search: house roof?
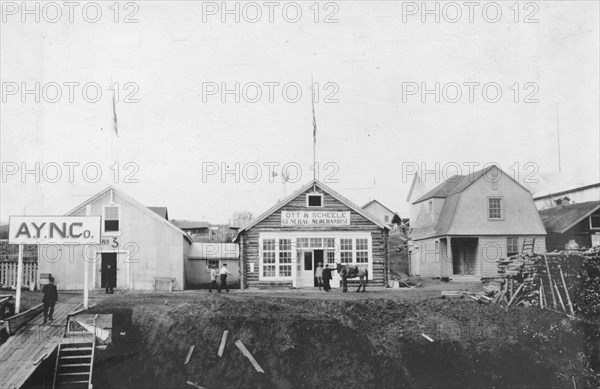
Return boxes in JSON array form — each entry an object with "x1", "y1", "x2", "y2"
[
  {"x1": 528, "y1": 169, "x2": 600, "y2": 200},
  {"x1": 65, "y1": 186, "x2": 192, "y2": 244},
  {"x1": 410, "y1": 165, "x2": 545, "y2": 239},
  {"x1": 148, "y1": 207, "x2": 169, "y2": 220},
  {"x1": 234, "y1": 179, "x2": 389, "y2": 240},
  {"x1": 413, "y1": 165, "x2": 532, "y2": 204},
  {"x1": 173, "y1": 220, "x2": 210, "y2": 230},
  {"x1": 538, "y1": 201, "x2": 600, "y2": 233},
  {"x1": 405, "y1": 173, "x2": 439, "y2": 202},
  {"x1": 362, "y1": 199, "x2": 396, "y2": 215}
]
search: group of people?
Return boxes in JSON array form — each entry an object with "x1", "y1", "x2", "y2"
[
  {"x1": 314, "y1": 262, "x2": 334, "y2": 291},
  {"x1": 208, "y1": 263, "x2": 233, "y2": 293}
]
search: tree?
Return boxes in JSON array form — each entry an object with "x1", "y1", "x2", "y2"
[{"x1": 232, "y1": 211, "x2": 253, "y2": 220}]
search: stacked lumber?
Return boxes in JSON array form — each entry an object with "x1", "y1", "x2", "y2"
[{"x1": 487, "y1": 252, "x2": 600, "y2": 318}]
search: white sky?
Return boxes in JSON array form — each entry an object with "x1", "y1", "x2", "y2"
[{"x1": 1, "y1": 1, "x2": 599, "y2": 223}]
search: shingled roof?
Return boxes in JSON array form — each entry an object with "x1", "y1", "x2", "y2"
[
  {"x1": 539, "y1": 201, "x2": 600, "y2": 233},
  {"x1": 413, "y1": 166, "x2": 495, "y2": 203}
]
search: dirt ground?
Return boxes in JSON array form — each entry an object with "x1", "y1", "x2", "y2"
[{"x1": 54, "y1": 281, "x2": 598, "y2": 389}]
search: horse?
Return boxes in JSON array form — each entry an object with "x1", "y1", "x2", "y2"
[{"x1": 336, "y1": 263, "x2": 368, "y2": 293}]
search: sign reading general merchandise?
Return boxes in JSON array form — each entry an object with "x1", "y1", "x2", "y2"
[
  {"x1": 8, "y1": 216, "x2": 102, "y2": 245},
  {"x1": 281, "y1": 211, "x2": 351, "y2": 226}
]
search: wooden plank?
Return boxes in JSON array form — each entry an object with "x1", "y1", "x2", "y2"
[
  {"x1": 507, "y1": 283, "x2": 524, "y2": 307},
  {"x1": 218, "y1": 330, "x2": 229, "y2": 357},
  {"x1": 186, "y1": 381, "x2": 208, "y2": 389},
  {"x1": 544, "y1": 254, "x2": 557, "y2": 309},
  {"x1": 6, "y1": 303, "x2": 43, "y2": 335},
  {"x1": 558, "y1": 266, "x2": 575, "y2": 316},
  {"x1": 235, "y1": 340, "x2": 265, "y2": 373},
  {"x1": 184, "y1": 345, "x2": 195, "y2": 365},
  {"x1": 553, "y1": 279, "x2": 566, "y2": 312}
]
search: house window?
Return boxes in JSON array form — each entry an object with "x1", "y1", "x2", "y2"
[
  {"x1": 340, "y1": 238, "x2": 353, "y2": 263},
  {"x1": 307, "y1": 193, "x2": 323, "y2": 207},
  {"x1": 384, "y1": 215, "x2": 389, "y2": 222},
  {"x1": 208, "y1": 259, "x2": 219, "y2": 269},
  {"x1": 356, "y1": 238, "x2": 368, "y2": 263},
  {"x1": 488, "y1": 198, "x2": 502, "y2": 219},
  {"x1": 428, "y1": 201, "x2": 433, "y2": 213},
  {"x1": 103, "y1": 205, "x2": 120, "y2": 232},
  {"x1": 590, "y1": 215, "x2": 600, "y2": 230},
  {"x1": 507, "y1": 237, "x2": 519, "y2": 257}
]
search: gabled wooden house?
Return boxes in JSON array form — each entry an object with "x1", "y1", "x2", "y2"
[
  {"x1": 539, "y1": 201, "x2": 600, "y2": 251},
  {"x1": 409, "y1": 165, "x2": 546, "y2": 280},
  {"x1": 362, "y1": 199, "x2": 397, "y2": 227},
  {"x1": 38, "y1": 186, "x2": 192, "y2": 290},
  {"x1": 234, "y1": 180, "x2": 390, "y2": 288}
]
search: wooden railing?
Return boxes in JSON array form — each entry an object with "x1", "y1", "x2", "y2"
[{"x1": 0, "y1": 260, "x2": 38, "y2": 288}]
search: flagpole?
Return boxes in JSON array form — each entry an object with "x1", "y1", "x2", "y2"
[{"x1": 311, "y1": 75, "x2": 317, "y2": 186}]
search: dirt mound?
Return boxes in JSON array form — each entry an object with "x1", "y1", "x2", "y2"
[{"x1": 89, "y1": 295, "x2": 600, "y2": 389}]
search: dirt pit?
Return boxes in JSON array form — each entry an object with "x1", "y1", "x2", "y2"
[{"x1": 88, "y1": 293, "x2": 600, "y2": 389}]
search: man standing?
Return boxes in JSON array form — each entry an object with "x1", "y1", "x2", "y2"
[
  {"x1": 42, "y1": 277, "x2": 58, "y2": 323},
  {"x1": 208, "y1": 264, "x2": 218, "y2": 292},
  {"x1": 322, "y1": 265, "x2": 333, "y2": 292},
  {"x1": 218, "y1": 263, "x2": 232, "y2": 293},
  {"x1": 104, "y1": 261, "x2": 116, "y2": 294},
  {"x1": 315, "y1": 262, "x2": 324, "y2": 291}
]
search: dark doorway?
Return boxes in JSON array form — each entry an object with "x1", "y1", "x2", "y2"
[
  {"x1": 451, "y1": 238, "x2": 478, "y2": 275},
  {"x1": 313, "y1": 250, "x2": 324, "y2": 286},
  {"x1": 101, "y1": 253, "x2": 117, "y2": 289}
]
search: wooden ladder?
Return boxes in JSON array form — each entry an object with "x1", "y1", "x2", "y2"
[
  {"x1": 522, "y1": 237, "x2": 536, "y2": 255},
  {"x1": 52, "y1": 314, "x2": 98, "y2": 389}
]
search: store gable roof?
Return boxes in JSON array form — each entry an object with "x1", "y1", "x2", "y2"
[{"x1": 234, "y1": 180, "x2": 389, "y2": 240}]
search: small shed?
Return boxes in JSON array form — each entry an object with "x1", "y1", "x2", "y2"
[
  {"x1": 539, "y1": 201, "x2": 600, "y2": 251},
  {"x1": 186, "y1": 243, "x2": 240, "y2": 288}
]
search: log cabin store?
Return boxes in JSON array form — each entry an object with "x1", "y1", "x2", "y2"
[{"x1": 234, "y1": 180, "x2": 390, "y2": 289}]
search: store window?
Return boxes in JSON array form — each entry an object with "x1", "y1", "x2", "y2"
[
  {"x1": 356, "y1": 238, "x2": 368, "y2": 263},
  {"x1": 307, "y1": 193, "x2": 323, "y2": 207},
  {"x1": 340, "y1": 238, "x2": 353, "y2": 263},
  {"x1": 261, "y1": 238, "x2": 293, "y2": 278}
]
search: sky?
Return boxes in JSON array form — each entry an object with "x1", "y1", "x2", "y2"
[{"x1": 1, "y1": 0, "x2": 599, "y2": 223}]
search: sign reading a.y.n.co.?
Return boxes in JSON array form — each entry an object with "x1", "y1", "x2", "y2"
[{"x1": 8, "y1": 216, "x2": 102, "y2": 245}]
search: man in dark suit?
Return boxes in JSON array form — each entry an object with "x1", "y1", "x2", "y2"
[
  {"x1": 322, "y1": 265, "x2": 333, "y2": 292},
  {"x1": 42, "y1": 277, "x2": 58, "y2": 323}
]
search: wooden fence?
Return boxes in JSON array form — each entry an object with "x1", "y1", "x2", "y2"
[{"x1": 0, "y1": 260, "x2": 38, "y2": 288}]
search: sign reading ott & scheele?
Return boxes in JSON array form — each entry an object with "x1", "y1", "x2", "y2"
[{"x1": 281, "y1": 211, "x2": 351, "y2": 226}]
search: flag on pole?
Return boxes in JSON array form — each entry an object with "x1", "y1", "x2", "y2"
[{"x1": 112, "y1": 90, "x2": 119, "y2": 137}]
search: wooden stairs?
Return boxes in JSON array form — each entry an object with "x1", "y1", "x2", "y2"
[{"x1": 52, "y1": 315, "x2": 98, "y2": 389}]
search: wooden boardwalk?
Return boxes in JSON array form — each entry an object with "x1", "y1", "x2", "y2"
[{"x1": 0, "y1": 301, "x2": 81, "y2": 389}]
